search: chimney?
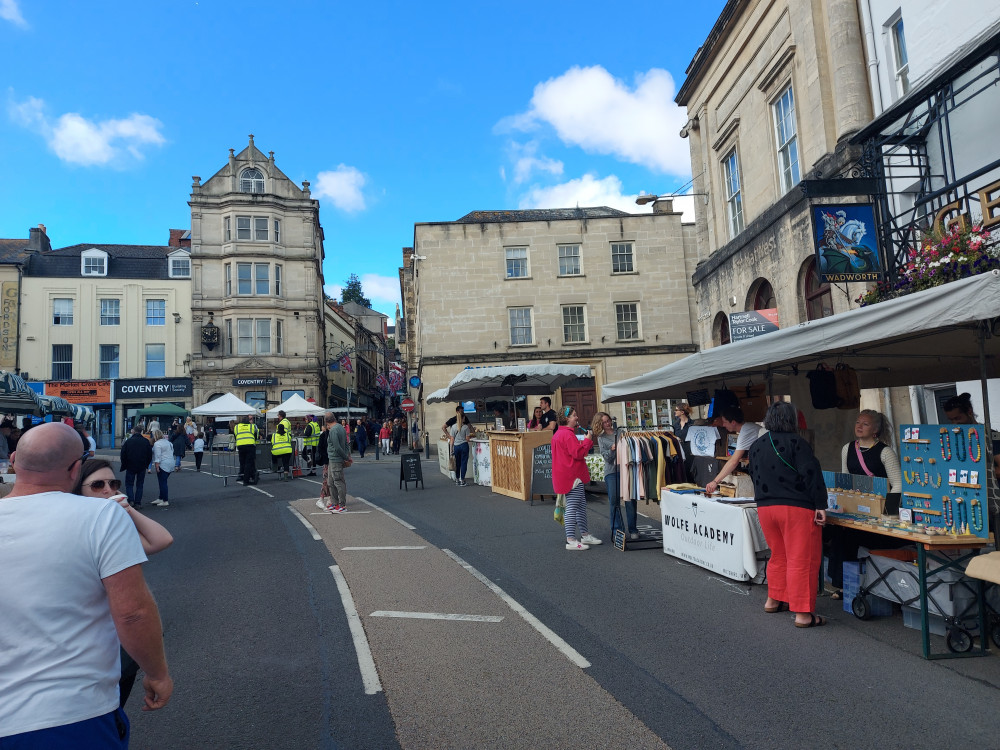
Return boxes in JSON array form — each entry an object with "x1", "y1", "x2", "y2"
[
  {"x1": 651, "y1": 199, "x2": 674, "y2": 214},
  {"x1": 168, "y1": 229, "x2": 185, "y2": 247},
  {"x1": 28, "y1": 225, "x2": 51, "y2": 253}
]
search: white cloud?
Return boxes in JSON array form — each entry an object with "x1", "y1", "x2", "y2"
[
  {"x1": 501, "y1": 66, "x2": 690, "y2": 175},
  {"x1": 508, "y1": 140, "x2": 563, "y2": 184},
  {"x1": 519, "y1": 173, "x2": 696, "y2": 223},
  {"x1": 8, "y1": 95, "x2": 165, "y2": 166},
  {"x1": 0, "y1": 0, "x2": 27, "y2": 27},
  {"x1": 313, "y1": 165, "x2": 367, "y2": 212}
]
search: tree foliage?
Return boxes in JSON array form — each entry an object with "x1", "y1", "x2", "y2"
[{"x1": 341, "y1": 273, "x2": 372, "y2": 308}]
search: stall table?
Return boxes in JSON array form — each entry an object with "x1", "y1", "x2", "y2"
[
  {"x1": 488, "y1": 430, "x2": 551, "y2": 501},
  {"x1": 437, "y1": 438, "x2": 453, "y2": 479},
  {"x1": 660, "y1": 490, "x2": 769, "y2": 582},
  {"x1": 826, "y1": 514, "x2": 994, "y2": 659}
]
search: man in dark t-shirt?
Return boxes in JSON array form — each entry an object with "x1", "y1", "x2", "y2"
[{"x1": 536, "y1": 397, "x2": 558, "y2": 434}]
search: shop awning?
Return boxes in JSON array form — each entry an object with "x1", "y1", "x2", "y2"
[
  {"x1": 427, "y1": 364, "x2": 594, "y2": 403},
  {"x1": 601, "y1": 271, "x2": 1000, "y2": 402},
  {"x1": 0, "y1": 371, "x2": 42, "y2": 416}
]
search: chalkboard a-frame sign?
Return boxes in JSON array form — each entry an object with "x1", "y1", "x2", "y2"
[
  {"x1": 529, "y1": 443, "x2": 554, "y2": 505},
  {"x1": 399, "y1": 453, "x2": 424, "y2": 490}
]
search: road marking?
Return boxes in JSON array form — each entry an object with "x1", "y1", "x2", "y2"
[
  {"x1": 299, "y1": 478, "x2": 323, "y2": 486},
  {"x1": 442, "y1": 549, "x2": 590, "y2": 669},
  {"x1": 308, "y1": 511, "x2": 373, "y2": 516},
  {"x1": 247, "y1": 485, "x2": 274, "y2": 497},
  {"x1": 330, "y1": 565, "x2": 383, "y2": 695},
  {"x1": 355, "y1": 496, "x2": 416, "y2": 530},
  {"x1": 341, "y1": 546, "x2": 427, "y2": 550},
  {"x1": 287, "y1": 505, "x2": 322, "y2": 540},
  {"x1": 370, "y1": 610, "x2": 504, "y2": 622}
]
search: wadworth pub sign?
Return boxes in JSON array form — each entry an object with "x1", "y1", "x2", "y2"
[{"x1": 812, "y1": 204, "x2": 884, "y2": 284}]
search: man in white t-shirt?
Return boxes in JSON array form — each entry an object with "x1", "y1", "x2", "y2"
[
  {"x1": 0, "y1": 422, "x2": 172, "y2": 745},
  {"x1": 705, "y1": 406, "x2": 762, "y2": 495}
]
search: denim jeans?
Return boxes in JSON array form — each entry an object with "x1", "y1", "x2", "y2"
[
  {"x1": 157, "y1": 469, "x2": 170, "y2": 502},
  {"x1": 453, "y1": 442, "x2": 470, "y2": 481},
  {"x1": 124, "y1": 469, "x2": 145, "y2": 506},
  {"x1": 607, "y1": 472, "x2": 637, "y2": 534}
]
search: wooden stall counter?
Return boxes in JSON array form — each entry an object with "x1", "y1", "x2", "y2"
[{"x1": 488, "y1": 430, "x2": 551, "y2": 501}]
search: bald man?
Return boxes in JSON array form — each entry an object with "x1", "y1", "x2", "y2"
[{"x1": 0, "y1": 423, "x2": 172, "y2": 746}]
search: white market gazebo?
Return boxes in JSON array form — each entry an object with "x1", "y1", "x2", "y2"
[
  {"x1": 266, "y1": 393, "x2": 322, "y2": 418},
  {"x1": 191, "y1": 392, "x2": 258, "y2": 419}
]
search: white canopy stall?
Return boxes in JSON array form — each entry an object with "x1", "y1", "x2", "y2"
[
  {"x1": 266, "y1": 393, "x2": 321, "y2": 418},
  {"x1": 191, "y1": 392, "x2": 258, "y2": 419}
]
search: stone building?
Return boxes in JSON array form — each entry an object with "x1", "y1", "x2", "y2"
[
  {"x1": 405, "y1": 205, "x2": 699, "y2": 433},
  {"x1": 676, "y1": 0, "x2": 874, "y2": 347},
  {"x1": 187, "y1": 136, "x2": 327, "y2": 411},
  {"x1": 18, "y1": 226, "x2": 193, "y2": 447}
]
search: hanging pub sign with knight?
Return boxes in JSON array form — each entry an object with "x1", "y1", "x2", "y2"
[{"x1": 812, "y1": 203, "x2": 884, "y2": 284}]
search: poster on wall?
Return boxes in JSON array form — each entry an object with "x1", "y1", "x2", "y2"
[{"x1": 812, "y1": 203, "x2": 884, "y2": 283}]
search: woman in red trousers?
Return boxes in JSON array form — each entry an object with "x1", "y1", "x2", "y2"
[{"x1": 748, "y1": 401, "x2": 829, "y2": 628}]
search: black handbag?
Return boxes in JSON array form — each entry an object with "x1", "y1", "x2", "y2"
[{"x1": 807, "y1": 364, "x2": 839, "y2": 410}]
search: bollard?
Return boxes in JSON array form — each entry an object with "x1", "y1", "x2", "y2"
[
  {"x1": 424, "y1": 432, "x2": 430, "y2": 461},
  {"x1": 374, "y1": 437, "x2": 380, "y2": 461}
]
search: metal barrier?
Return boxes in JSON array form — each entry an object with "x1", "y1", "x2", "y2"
[{"x1": 209, "y1": 435, "x2": 308, "y2": 486}]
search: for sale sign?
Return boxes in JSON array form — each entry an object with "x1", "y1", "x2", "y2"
[{"x1": 728, "y1": 309, "x2": 779, "y2": 342}]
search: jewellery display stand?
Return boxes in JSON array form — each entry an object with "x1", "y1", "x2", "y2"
[{"x1": 899, "y1": 424, "x2": 990, "y2": 540}]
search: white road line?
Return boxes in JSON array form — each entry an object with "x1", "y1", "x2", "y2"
[
  {"x1": 355, "y1": 496, "x2": 416, "y2": 530},
  {"x1": 299, "y1": 478, "x2": 323, "y2": 486},
  {"x1": 370, "y1": 611, "x2": 504, "y2": 622},
  {"x1": 442, "y1": 549, "x2": 591, "y2": 669},
  {"x1": 247, "y1": 485, "x2": 274, "y2": 497},
  {"x1": 308, "y1": 511, "x2": 372, "y2": 516},
  {"x1": 341, "y1": 546, "x2": 427, "y2": 550},
  {"x1": 330, "y1": 565, "x2": 383, "y2": 695},
  {"x1": 287, "y1": 506, "x2": 322, "y2": 540}
]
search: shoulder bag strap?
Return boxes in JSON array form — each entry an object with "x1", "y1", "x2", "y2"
[{"x1": 853, "y1": 441, "x2": 875, "y2": 477}]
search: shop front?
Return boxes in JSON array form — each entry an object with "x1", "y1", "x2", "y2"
[
  {"x1": 45, "y1": 380, "x2": 113, "y2": 448},
  {"x1": 115, "y1": 377, "x2": 193, "y2": 438}
]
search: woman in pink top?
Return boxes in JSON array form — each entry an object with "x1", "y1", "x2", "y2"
[{"x1": 552, "y1": 406, "x2": 601, "y2": 550}]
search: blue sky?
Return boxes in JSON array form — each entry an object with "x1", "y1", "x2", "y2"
[{"x1": 1, "y1": 0, "x2": 725, "y2": 318}]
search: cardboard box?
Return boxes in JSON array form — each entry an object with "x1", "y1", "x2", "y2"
[
  {"x1": 966, "y1": 551, "x2": 1000, "y2": 585},
  {"x1": 831, "y1": 491, "x2": 886, "y2": 516}
]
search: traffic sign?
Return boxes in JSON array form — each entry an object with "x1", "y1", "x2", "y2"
[{"x1": 401, "y1": 397, "x2": 415, "y2": 412}]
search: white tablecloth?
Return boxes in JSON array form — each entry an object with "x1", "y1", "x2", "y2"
[
  {"x1": 472, "y1": 439, "x2": 491, "y2": 486},
  {"x1": 660, "y1": 490, "x2": 769, "y2": 582}
]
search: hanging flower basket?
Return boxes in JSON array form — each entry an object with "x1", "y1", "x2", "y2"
[{"x1": 857, "y1": 224, "x2": 1000, "y2": 306}]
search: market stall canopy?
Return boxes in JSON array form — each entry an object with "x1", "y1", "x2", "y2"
[
  {"x1": 328, "y1": 406, "x2": 368, "y2": 415},
  {"x1": 0, "y1": 371, "x2": 41, "y2": 416},
  {"x1": 602, "y1": 271, "x2": 1000, "y2": 402},
  {"x1": 71, "y1": 403, "x2": 95, "y2": 423},
  {"x1": 190, "y1": 392, "x2": 258, "y2": 417},
  {"x1": 427, "y1": 364, "x2": 594, "y2": 403},
  {"x1": 37, "y1": 394, "x2": 74, "y2": 417},
  {"x1": 266, "y1": 393, "x2": 321, "y2": 418},
  {"x1": 135, "y1": 403, "x2": 189, "y2": 418},
  {"x1": 425, "y1": 388, "x2": 451, "y2": 405}
]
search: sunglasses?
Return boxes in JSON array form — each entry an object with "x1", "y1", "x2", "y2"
[{"x1": 85, "y1": 479, "x2": 122, "y2": 491}]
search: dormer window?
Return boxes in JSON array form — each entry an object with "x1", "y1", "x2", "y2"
[
  {"x1": 81, "y1": 248, "x2": 108, "y2": 277},
  {"x1": 169, "y1": 250, "x2": 191, "y2": 278},
  {"x1": 240, "y1": 168, "x2": 265, "y2": 194}
]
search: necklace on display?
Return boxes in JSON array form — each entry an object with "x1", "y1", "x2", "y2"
[
  {"x1": 904, "y1": 469, "x2": 915, "y2": 485},
  {"x1": 955, "y1": 497, "x2": 969, "y2": 534},
  {"x1": 972, "y1": 499, "x2": 984, "y2": 532},
  {"x1": 942, "y1": 495, "x2": 954, "y2": 529},
  {"x1": 931, "y1": 473, "x2": 943, "y2": 488},
  {"x1": 940, "y1": 428, "x2": 952, "y2": 461},
  {"x1": 969, "y1": 427, "x2": 982, "y2": 462},
  {"x1": 954, "y1": 428, "x2": 966, "y2": 462}
]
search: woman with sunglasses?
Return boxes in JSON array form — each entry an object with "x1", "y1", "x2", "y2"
[{"x1": 76, "y1": 458, "x2": 173, "y2": 708}]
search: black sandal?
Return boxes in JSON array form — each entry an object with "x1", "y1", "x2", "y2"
[{"x1": 795, "y1": 614, "x2": 828, "y2": 628}]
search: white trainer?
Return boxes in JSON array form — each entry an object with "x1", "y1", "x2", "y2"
[
  {"x1": 566, "y1": 539, "x2": 589, "y2": 550},
  {"x1": 315, "y1": 499, "x2": 326, "y2": 510},
  {"x1": 581, "y1": 534, "x2": 603, "y2": 545}
]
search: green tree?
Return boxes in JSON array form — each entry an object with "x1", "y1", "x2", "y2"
[{"x1": 341, "y1": 273, "x2": 372, "y2": 309}]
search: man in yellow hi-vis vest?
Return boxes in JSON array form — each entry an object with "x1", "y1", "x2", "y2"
[
  {"x1": 234, "y1": 415, "x2": 259, "y2": 485},
  {"x1": 302, "y1": 415, "x2": 321, "y2": 476}
]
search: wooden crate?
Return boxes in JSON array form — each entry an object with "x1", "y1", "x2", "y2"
[{"x1": 489, "y1": 430, "x2": 551, "y2": 501}]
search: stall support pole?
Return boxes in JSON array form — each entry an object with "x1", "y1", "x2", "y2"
[
  {"x1": 977, "y1": 323, "x2": 999, "y2": 542},
  {"x1": 424, "y1": 433, "x2": 430, "y2": 461}
]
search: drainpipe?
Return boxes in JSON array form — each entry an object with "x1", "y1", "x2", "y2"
[
  {"x1": 862, "y1": 0, "x2": 886, "y2": 114},
  {"x1": 14, "y1": 263, "x2": 23, "y2": 375}
]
